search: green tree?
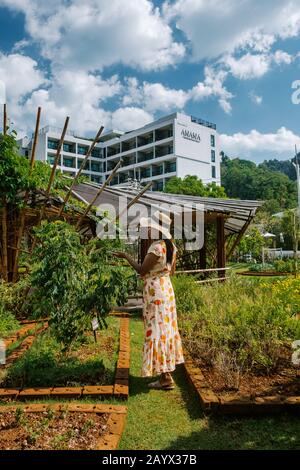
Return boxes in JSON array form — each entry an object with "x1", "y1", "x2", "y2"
[
  {"x1": 236, "y1": 226, "x2": 265, "y2": 260},
  {"x1": 221, "y1": 157, "x2": 297, "y2": 213},
  {"x1": 30, "y1": 221, "x2": 129, "y2": 351},
  {"x1": 164, "y1": 175, "x2": 227, "y2": 198}
]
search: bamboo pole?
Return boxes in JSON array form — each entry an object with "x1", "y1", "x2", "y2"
[
  {"x1": 75, "y1": 160, "x2": 122, "y2": 230},
  {"x1": 46, "y1": 116, "x2": 70, "y2": 194},
  {"x1": 3, "y1": 103, "x2": 7, "y2": 135},
  {"x1": 98, "y1": 182, "x2": 152, "y2": 239},
  {"x1": 29, "y1": 106, "x2": 41, "y2": 170},
  {"x1": 1, "y1": 199, "x2": 8, "y2": 281},
  {"x1": 114, "y1": 182, "x2": 152, "y2": 223},
  {"x1": 12, "y1": 107, "x2": 42, "y2": 282},
  {"x1": 58, "y1": 125, "x2": 104, "y2": 217},
  {"x1": 29, "y1": 117, "x2": 70, "y2": 254}
]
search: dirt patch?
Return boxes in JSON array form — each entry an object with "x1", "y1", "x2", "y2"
[
  {"x1": 0, "y1": 409, "x2": 109, "y2": 450},
  {"x1": 197, "y1": 354, "x2": 300, "y2": 399}
]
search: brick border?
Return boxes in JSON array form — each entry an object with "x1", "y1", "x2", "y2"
[
  {"x1": 0, "y1": 315, "x2": 130, "y2": 401},
  {"x1": 184, "y1": 350, "x2": 300, "y2": 415},
  {"x1": 2, "y1": 323, "x2": 49, "y2": 368},
  {"x1": 0, "y1": 403, "x2": 127, "y2": 450},
  {"x1": 3, "y1": 321, "x2": 46, "y2": 349}
]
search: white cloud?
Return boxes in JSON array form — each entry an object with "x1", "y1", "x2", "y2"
[
  {"x1": 111, "y1": 107, "x2": 153, "y2": 131},
  {"x1": 273, "y1": 50, "x2": 293, "y2": 65},
  {"x1": 163, "y1": 0, "x2": 300, "y2": 60},
  {"x1": 221, "y1": 127, "x2": 300, "y2": 160},
  {"x1": 123, "y1": 78, "x2": 189, "y2": 112},
  {"x1": 190, "y1": 66, "x2": 234, "y2": 114},
  {"x1": 0, "y1": 0, "x2": 185, "y2": 71},
  {"x1": 0, "y1": 53, "x2": 47, "y2": 101},
  {"x1": 222, "y1": 53, "x2": 270, "y2": 80},
  {"x1": 249, "y1": 91, "x2": 263, "y2": 105}
]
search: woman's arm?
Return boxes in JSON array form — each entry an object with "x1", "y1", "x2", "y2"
[
  {"x1": 170, "y1": 252, "x2": 177, "y2": 276},
  {"x1": 112, "y1": 251, "x2": 159, "y2": 276}
]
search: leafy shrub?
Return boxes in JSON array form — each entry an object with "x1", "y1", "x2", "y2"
[
  {"x1": 173, "y1": 275, "x2": 300, "y2": 385},
  {"x1": 273, "y1": 259, "x2": 295, "y2": 273},
  {"x1": 267, "y1": 277, "x2": 300, "y2": 316},
  {"x1": 248, "y1": 263, "x2": 273, "y2": 272},
  {"x1": 30, "y1": 221, "x2": 129, "y2": 351},
  {"x1": 0, "y1": 280, "x2": 29, "y2": 336}
]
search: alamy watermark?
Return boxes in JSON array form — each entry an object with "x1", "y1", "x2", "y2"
[
  {"x1": 291, "y1": 80, "x2": 300, "y2": 104},
  {"x1": 96, "y1": 198, "x2": 205, "y2": 251}
]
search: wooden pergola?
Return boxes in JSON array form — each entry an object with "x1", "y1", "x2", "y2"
[{"x1": 71, "y1": 181, "x2": 263, "y2": 278}]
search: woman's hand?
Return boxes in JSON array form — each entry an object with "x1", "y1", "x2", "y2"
[{"x1": 111, "y1": 251, "x2": 128, "y2": 259}]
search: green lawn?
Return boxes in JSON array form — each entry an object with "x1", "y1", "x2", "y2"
[
  {"x1": 119, "y1": 316, "x2": 300, "y2": 450},
  {"x1": 1, "y1": 314, "x2": 299, "y2": 450}
]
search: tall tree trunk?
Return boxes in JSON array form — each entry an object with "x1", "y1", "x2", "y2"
[{"x1": 1, "y1": 199, "x2": 8, "y2": 281}]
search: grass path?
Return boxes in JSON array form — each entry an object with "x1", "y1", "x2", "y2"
[{"x1": 119, "y1": 316, "x2": 300, "y2": 450}]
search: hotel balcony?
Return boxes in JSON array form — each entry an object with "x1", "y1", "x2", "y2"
[
  {"x1": 107, "y1": 143, "x2": 121, "y2": 157},
  {"x1": 63, "y1": 156, "x2": 76, "y2": 168},
  {"x1": 122, "y1": 153, "x2": 136, "y2": 168},
  {"x1": 137, "y1": 131, "x2": 153, "y2": 148},
  {"x1": 77, "y1": 159, "x2": 90, "y2": 171},
  {"x1": 155, "y1": 144, "x2": 173, "y2": 158},
  {"x1": 137, "y1": 149, "x2": 154, "y2": 163},
  {"x1": 164, "y1": 161, "x2": 176, "y2": 174},
  {"x1": 155, "y1": 125, "x2": 173, "y2": 142},
  {"x1": 152, "y1": 164, "x2": 163, "y2": 177},
  {"x1": 122, "y1": 138, "x2": 136, "y2": 152},
  {"x1": 77, "y1": 144, "x2": 89, "y2": 156}
]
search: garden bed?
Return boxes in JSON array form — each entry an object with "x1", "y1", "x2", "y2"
[
  {"x1": 0, "y1": 403, "x2": 127, "y2": 450},
  {"x1": 0, "y1": 316, "x2": 130, "y2": 401},
  {"x1": 184, "y1": 351, "x2": 300, "y2": 415}
]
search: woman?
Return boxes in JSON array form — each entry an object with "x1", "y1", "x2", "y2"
[{"x1": 113, "y1": 211, "x2": 184, "y2": 390}]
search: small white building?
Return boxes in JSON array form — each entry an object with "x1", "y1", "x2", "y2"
[{"x1": 19, "y1": 112, "x2": 221, "y2": 190}]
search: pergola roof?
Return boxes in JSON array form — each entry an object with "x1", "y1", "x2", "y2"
[{"x1": 72, "y1": 181, "x2": 263, "y2": 236}]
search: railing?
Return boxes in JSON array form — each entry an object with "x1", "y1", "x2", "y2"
[{"x1": 175, "y1": 267, "x2": 231, "y2": 283}]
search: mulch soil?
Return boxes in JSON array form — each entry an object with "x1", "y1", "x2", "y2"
[
  {"x1": 193, "y1": 348, "x2": 300, "y2": 399},
  {"x1": 0, "y1": 409, "x2": 109, "y2": 450}
]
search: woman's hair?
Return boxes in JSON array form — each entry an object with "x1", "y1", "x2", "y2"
[{"x1": 164, "y1": 239, "x2": 174, "y2": 265}]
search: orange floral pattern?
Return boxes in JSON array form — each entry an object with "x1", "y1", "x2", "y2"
[{"x1": 141, "y1": 241, "x2": 184, "y2": 377}]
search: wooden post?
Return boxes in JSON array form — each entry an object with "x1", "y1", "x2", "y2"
[
  {"x1": 199, "y1": 228, "x2": 206, "y2": 271},
  {"x1": 217, "y1": 216, "x2": 226, "y2": 280},
  {"x1": 3, "y1": 103, "x2": 7, "y2": 135},
  {"x1": 58, "y1": 125, "x2": 104, "y2": 217},
  {"x1": 75, "y1": 159, "x2": 122, "y2": 230},
  {"x1": 46, "y1": 116, "x2": 70, "y2": 194},
  {"x1": 12, "y1": 107, "x2": 41, "y2": 282},
  {"x1": 1, "y1": 199, "x2": 8, "y2": 281}
]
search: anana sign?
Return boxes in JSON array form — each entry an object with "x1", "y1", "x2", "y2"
[{"x1": 181, "y1": 129, "x2": 201, "y2": 143}]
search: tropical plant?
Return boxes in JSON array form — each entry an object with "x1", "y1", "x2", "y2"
[
  {"x1": 173, "y1": 275, "x2": 300, "y2": 385},
  {"x1": 164, "y1": 175, "x2": 227, "y2": 198},
  {"x1": 30, "y1": 221, "x2": 130, "y2": 351}
]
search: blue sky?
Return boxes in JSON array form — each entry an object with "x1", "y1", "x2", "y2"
[{"x1": 0, "y1": 0, "x2": 300, "y2": 163}]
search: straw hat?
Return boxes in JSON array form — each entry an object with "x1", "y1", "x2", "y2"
[{"x1": 139, "y1": 210, "x2": 172, "y2": 239}]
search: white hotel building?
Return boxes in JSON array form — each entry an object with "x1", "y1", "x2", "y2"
[{"x1": 19, "y1": 112, "x2": 221, "y2": 190}]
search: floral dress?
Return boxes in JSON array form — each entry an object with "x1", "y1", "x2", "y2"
[{"x1": 141, "y1": 240, "x2": 184, "y2": 377}]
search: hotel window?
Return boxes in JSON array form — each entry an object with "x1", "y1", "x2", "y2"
[
  {"x1": 212, "y1": 165, "x2": 216, "y2": 179},
  {"x1": 91, "y1": 147, "x2": 102, "y2": 158},
  {"x1": 47, "y1": 153, "x2": 57, "y2": 165},
  {"x1": 63, "y1": 157, "x2": 75, "y2": 168},
  {"x1": 63, "y1": 142, "x2": 75, "y2": 153},
  {"x1": 210, "y1": 135, "x2": 215, "y2": 147},
  {"x1": 91, "y1": 175, "x2": 102, "y2": 184},
  {"x1": 48, "y1": 139, "x2": 58, "y2": 150},
  {"x1": 91, "y1": 162, "x2": 101, "y2": 172},
  {"x1": 211, "y1": 150, "x2": 215, "y2": 162},
  {"x1": 78, "y1": 145, "x2": 88, "y2": 155},
  {"x1": 77, "y1": 159, "x2": 90, "y2": 170}
]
